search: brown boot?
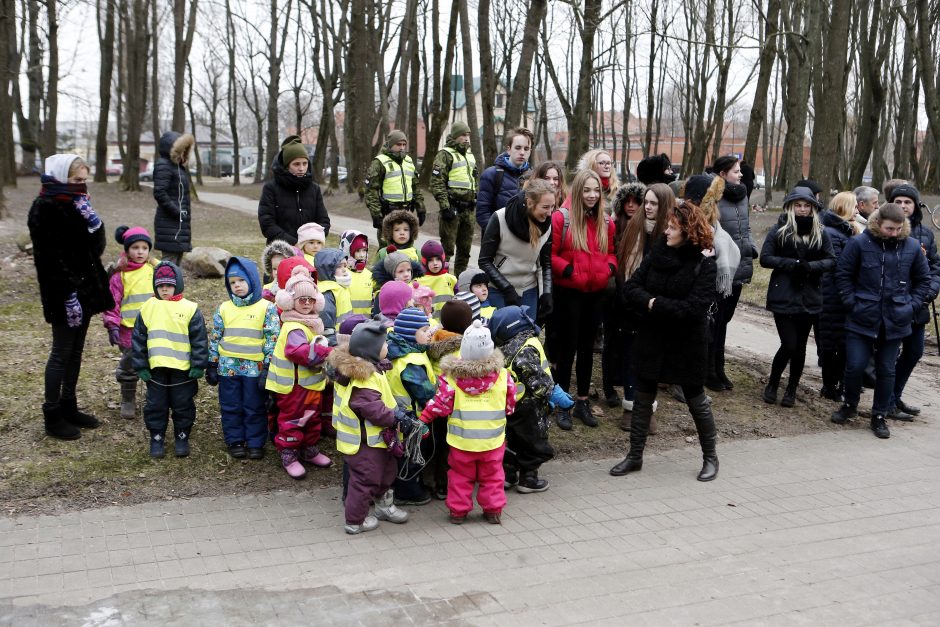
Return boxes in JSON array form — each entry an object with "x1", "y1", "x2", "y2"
[
  {"x1": 649, "y1": 413, "x2": 659, "y2": 435},
  {"x1": 619, "y1": 409, "x2": 632, "y2": 432}
]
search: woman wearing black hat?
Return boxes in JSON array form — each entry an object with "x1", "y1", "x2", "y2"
[{"x1": 257, "y1": 135, "x2": 331, "y2": 245}]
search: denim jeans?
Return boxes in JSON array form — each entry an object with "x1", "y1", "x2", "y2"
[
  {"x1": 892, "y1": 323, "x2": 925, "y2": 407},
  {"x1": 843, "y1": 330, "x2": 902, "y2": 415},
  {"x1": 487, "y1": 286, "x2": 538, "y2": 314}
]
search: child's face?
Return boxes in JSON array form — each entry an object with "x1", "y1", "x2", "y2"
[
  {"x1": 392, "y1": 223, "x2": 410, "y2": 245},
  {"x1": 394, "y1": 261, "x2": 412, "y2": 282},
  {"x1": 353, "y1": 248, "x2": 368, "y2": 263},
  {"x1": 295, "y1": 296, "x2": 316, "y2": 315},
  {"x1": 270, "y1": 254, "x2": 286, "y2": 275},
  {"x1": 415, "y1": 326, "x2": 432, "y2": 345},
  {"x1": 156, "y1": 285, "x2": 175, "y2": 299},
  {"x1": 303, "y1": 240, "x2": 323, "y2": 255},
  {"x1": 127, "y1": 241, "x2": 150, "y2": 264},
  {"x1": 471, "y1": 283, "x2": 489, "y2": 302},
  {"x1": 427, "y1": 257, "x2": 443, "y2": 274},
  {"x1": 335, "y1": 259, "x2": 350, "y2": 279},
  {"x1": 228, "y1": 276, "x2": 250, "y2": 297}
]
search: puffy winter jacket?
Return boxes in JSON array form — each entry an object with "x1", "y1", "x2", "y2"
[
  {"x1": 479, "y1": 192, "x2": 552, "y2": 297},
  {"x1": 152, "y1": 132, "x2": 193, "y2": 253},
  {"x1": 818, "y1": 210, "x2": 858, "y2": 350},
  {"x1": 257, "y1": 149, "x2": 330, "y2": 245},
  {"x1": 759, "y1": 215, "x2": 835, "y2": 315},
  {"x1": 475, "y1": 153, "x2": 529, "y2": 230},
  {"x1": 908, "y1": 205, "x2": 940, "y2": 325},
  {"x1": 550, "y1": 208, "x2": 616, "y2": 293},
  {"x1": 717, "y1": 183, "x2": 756, "y2": 284}
]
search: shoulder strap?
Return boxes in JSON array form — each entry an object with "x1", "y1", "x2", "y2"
[
  {"x1": 493, "y1": 168, "x2": 505, "y2": 195},
  {"x1": 560, "y1": 207, "x2": 570, "y2": 245}
]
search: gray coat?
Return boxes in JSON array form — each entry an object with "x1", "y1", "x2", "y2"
[{"x1": 717, "y1": 184, "x2": 756, "y2": 285}]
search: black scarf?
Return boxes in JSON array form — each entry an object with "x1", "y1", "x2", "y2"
[{"x1": 723, "y1": 183, "x2": 748, "y2": 203}]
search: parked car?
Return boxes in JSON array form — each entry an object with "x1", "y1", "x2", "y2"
[
  {"x1": 139, "y1": 165, "x2": 154, "y2": 182},
  {"x1": 323, "y1": 166, "x2": 348, "y2": 182},
  {"x1": 753, "y1": 174, "x2": 765, "y2": 189},
  {"x1": 106, "y1": 162, "x2": 123, "y2": 176},
  {"x1": 240, "y1": 163, "x2": 260, "y2": 179}
]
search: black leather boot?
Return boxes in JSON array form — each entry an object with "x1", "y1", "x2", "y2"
[
  {"x1": 60, "y1": 397, "x2": 100, "y2": 429},
  {"x1": 688, "y1": 393, "x2": 718, "y2": 482},
  {"x1": 610, "y1": 391, "x2": 655, "y2": 476},
  {"x1": 43, "y1": 404, "x2": 81, "y2": 440},
  {"x1": 780, "y1": 383, "x2": 797, "y2": 408}
]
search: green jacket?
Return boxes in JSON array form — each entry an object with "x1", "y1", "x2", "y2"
[
  {"x1": 430, "y1": 140, "x2": 478, "y2": 210},
  {"x1": 364, "y1": 148, "x2": 425, "y2": 219}
]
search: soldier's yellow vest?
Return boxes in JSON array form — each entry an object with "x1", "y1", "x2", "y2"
[
  {"x1": 388, "y1": 351, "x2": 436, "y2": 411},
  {"x1": 446, "y1": 368, "x2": 509, "y2": 452},
  {"x1": 509, "y1": 336, "x2": 552, "y2": 401},
  {"x1": 119, "y1": 264, "x2": 154, "y2": 328},
  {"x1": 416, "y1": 273, "x2": 457, "y2": 317},
  {"x1": 218, "y1": 300, "x2": 269, "y2": 362},
  {"x1": 443, "y1": 147, "x2": 477, "y2": 191},
  {"x1": 480, "y1": 305, "x2": 496, "y2": 319},
  {"x1": 333, "y1": 371, "x2": 398, "y2": 455},
  {"x1": 376, "y1": 153, "x2": 416, "y2": 203},
  {"x1": 266, "y1": 321, "x2": 326, "y2": 393},
  {"x1": 318, "y1": 280, "x2": 353, "y2": 328},
  {"x1": 139, "y1": 297, "x2": 198, "y2": 370},
  {"x1": 348, "y1": 269, "x2": 374, "y2": 315}
]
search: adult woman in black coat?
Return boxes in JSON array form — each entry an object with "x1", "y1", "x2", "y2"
[
  {"x1": 28, "y1": 155, "x2": 114, "y2": 440},
  {"x1": 257, "y1": 135, "x2": 331, "y2": 245},
  {"x1": 152, "y1": 131, "x2": 194, "y2": 266},
  {"x1": 610, "y1": 201, "x2": 719, "y2": 482},
  {"x1": 759, "y1": 186, "x2": 836, "y2": 407}
]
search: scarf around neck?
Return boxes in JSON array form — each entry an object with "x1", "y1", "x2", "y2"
[{"x1": 712, "y1": 222, "x2": 741, "y2": 298}]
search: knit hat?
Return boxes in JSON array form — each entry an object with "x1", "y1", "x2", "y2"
[
  {"x1": 275, "y1": 266, "x2": 324, "y2": 312},
  {"x1": 339, "y1": 313, "x2": 369, "y2": 336},
  {"x1": 795, "y1": 179, "x2": 822, "y2": 198},
  {"x1": 394, "y1": 307, "x2": 430, "y2": 343},
  {"x1": 226, "y1": 261, "x2": 250, "y2": 284},
  {"x1": 448, "y1": 122, "x2": 471, "y2": 142},
  {"x1": 297, "y1": 222, "x2": 326, "y2": 246},
  {"x1": 153, "y1": 263, "x2": 178, "y2": 288},
  {"x1": 889, "y1": 184, "x2": 920, "y2": 207},
  {"x1": 379, "y1": 280, "x2": 414, "y2": 318},
  {"x1": 460, "y1": 319, "x2": 494, "y2": 360},
  {"x1": 115, "y1": 225, "x2": 152, "y2": 251},
  {"x1": 349, "y1": 320, "x2": 388, "y2": 362},
  {"x1": 383, "y1": 249, "x2": 411, "y2": 277},
  {"x1": 456, "y1": 268, "x2": 488, "y2": 293},
  {"x1": 276, "y1": 256, "x2": 316, "y2": 289},
  {"x1": 385, "y1": 130, "x2": 407, "y2": 149},
  {"x1": 440, "y1": 299, "x2": 473, "y2": 333},
  {"x1": 261, "y1": 239, "x2": 296, "y2": 278},
  {"x1": 683, "y1": 175, "x2": 714, "y2": 205},
  {"x1": 454, "y1": 291, "x2": 482, "y2": 320},
  {"x1": 340, "y1": 229, "x2": 369, "y2": 261},
  {"x1": 488, "y1": 305, "x2": 538, "y2": 345},
  {"x1": 280, "y1": 135, "x2": 308, "y2": 166}
]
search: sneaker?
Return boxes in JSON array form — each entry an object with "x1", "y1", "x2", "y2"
[
  {"x1": 449, "y1": 512, "x2": 466, "y2": 525},
  {"x1": 300, "y1": 447, "x2": 333, "y2": 467},
  {"x1": 394, "y1": 491, "x2": 432, "y2": 506},
  {"x1": 228, "y1": 442, "x2": 247, "y2": 459},
  {"x1": 247, "y1": 447, "x2": 264, "y2": 460},
  {"x1": 895, "y1": 399, "x2": 921, "y2": 416},
  {"x1": 484, "y1": 511, "x2": 502, "y2": 524},
  {"x1": 887, "y1": 406, "x2": 915, "y2": 422},
  {"x1": 556, "y1": 407, "x2": 573, "y2": 431},
  {"x1": 573, "y1": 399, "x2": 597, "y2": 427},
  {"x1": 830, "y1": 403, "x2": 857, "y2": 425},
  {"x1": 375, "y1": 501, "x2": 409, "y2": 524},
  {"x1": 504, "y1": 467, "x2": 519, "y2": 489},
  {"x1": 604, "y1": 390, "x2": 621, "y2": 408},
  {"x1": 280, "y1": 449, "x2": 306, "y2": 479},
  {"x1": 344, "y1": 515, "x2": 379, "y2": 535},
  {"x1": 870, "y1": 414, "x2": 890, "y2": 439},
  {"x1": 516, "y1": 473, "x2": 549, "y2": 493}
]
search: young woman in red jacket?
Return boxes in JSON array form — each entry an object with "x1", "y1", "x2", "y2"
[{"x1": 548, "y1": 169, "x2": 617, "y2": 430}]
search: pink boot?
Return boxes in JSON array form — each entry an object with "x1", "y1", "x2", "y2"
[
  {"x1": 280, "y1": 449, "x2": 306, "y2": 479},
  {"x1": 301, "y1": 447, "x2": 333, "y2": 468}
]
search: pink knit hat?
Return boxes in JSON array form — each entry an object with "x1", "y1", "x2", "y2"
[
  {"x1": 378, "y1": 280, "x2": 414, "y2": 320},
  {"x1": 296, "y1": 222, "x2": 326, "y2": 246},
  {"x1": 114, "y1": 225, "x2": 152, "y2": 251},
  {"x1": 276, "y1": 266, "x2": 324, "y2": 312}
]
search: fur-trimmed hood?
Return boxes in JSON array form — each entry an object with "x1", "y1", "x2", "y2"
[
  {"x1": 867, "y1": 209, "x2": 912, "y2": 240},
  {"x1": 327, "y1": 344, "x2": 379, "y2": 383},
  {"x1": 439, "y1": 349, "x2": 504, "y2": 381},
  {"x1": 261, "y1": 240, "x2": 296, "y2": 279},
  {"x1": 427, "y1": 332, "x2": 462, "y2": 361},
  {"x1": 159, "y1": 131, "x2": 194, "y2": 165},
  {"x1": 611, "y1": 182, "x2": 646, "y2": 218},
  {"x1": 382, "y1": 209, "x2": 419, "y2": 246}
]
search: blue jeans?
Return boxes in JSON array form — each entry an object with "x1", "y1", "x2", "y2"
[
  {"x1": 892, "y1": 324, "x2": 925, "y2": 407},
  {"x1": 843, "y1": 330, "x2": 902, "y2": 415},
  {"x1": 487, "y1": 286, "x2": 538, "y2": 315}
]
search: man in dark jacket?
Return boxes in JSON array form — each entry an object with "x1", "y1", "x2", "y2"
[
  {"x1": 365, "y1": 131, "x2": 425, "y2": 244},
  {"x1": 431, "y1": 122, "x2": 478, "y2": 276},
  {"x1": 475, "y1": 127, "x2": 533, "y2": 230},
  {"x1": 257, "y1": 135, "x2": 330, "y2": 245},
  {"x1": 831, "y1": 203, "x2": 931, "y2": 438},
  {"x1": 152, "y1": 131, "x2": 194, "y2": 266}
]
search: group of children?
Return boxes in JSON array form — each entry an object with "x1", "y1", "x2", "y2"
[{"x1": 103, "y1": 210, "x2": 572, "y2": 533}]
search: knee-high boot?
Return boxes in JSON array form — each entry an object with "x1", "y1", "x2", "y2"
[
  {"x1": 687, "y1": 393, "x2": 718, "y2": 481},
  {"x1": 610, "y1": 390, "x2": 656, "y2": 476}
]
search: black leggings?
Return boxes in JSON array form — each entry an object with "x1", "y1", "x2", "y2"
[
  {"x1": 43, "y1": 319, "x2": 91, "y2": 409},
  {"x1": 769, "y1": 312, "x2": 816, "y2": 386},
  {"x1": 550, "y1": 286, "x2": 602, "y2": 397},
  {"x1": 709, "y1": 283, "x2": 742, "y2": 374}
]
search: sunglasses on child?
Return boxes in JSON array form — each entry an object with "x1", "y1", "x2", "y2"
[{"x1": 297, "y1": 296, "x2": 317, "y2": 304}]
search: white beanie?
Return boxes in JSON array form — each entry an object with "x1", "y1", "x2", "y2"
[{"x1": 460, "y1": 319, "x2": 494, "y2": 360}]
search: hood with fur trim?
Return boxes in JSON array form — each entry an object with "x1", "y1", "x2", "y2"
[
  {"x1": 225, "y1": 256, "x2": 263, "y2": 305},
  {"x1": 382, "y1": 209, "x2": 419, "y2": 246},
  {"x1": 866, "y1": 209, "x2": 912, "y2": 241},
  {"x1": 261, "y1": 240, "x2": 296, "y2": 279},
  {"x1": 158, "y1": 131, "x2": 194, "y2": 165},
  {"x1": 314, "y1": 248, "x2": 345, "y2": 281},
  {"x1": 439, "y1": 349, "x2": 504, "y2": 381},
  {"x1": 427, "y1": 331, "x2": 462, "y2": 361},
  {"x1": 611, "y1": 182, "x2": 646, "y2": 218},
  {"x1": 327, "y1": 344, "x2": 379, "y2": 384}
]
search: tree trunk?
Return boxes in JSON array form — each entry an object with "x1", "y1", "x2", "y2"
[
  {"x1": 743, "y1": 0, "x2": 780, "y2": 166},
  {"x1": 21, "y1": 0, "x2": 42, "y2": 172},
  {"x1": 120, "y1": 0, "x2": 150, "y2": 192},
  {"x1": 643, "y1": 0, "x2": 658, "y2": 157},
  {"x1": 458, "y1": 0, "x2": 482, "y2": 161},
  {"x1": 171, "y1": 0, "x2": 198, "y2": 130},
  {"x1": 224, "y1": 0, "x2": 239, "y2": 185},
  {"x1": 503, "y1": 0, "x2": 546, "y2": 130},
  {"x1": 265, "y1": 0, "x2": 293, "y2": 183},
  {"x1": 564, "y1": 0, "x2": 601, "y2": 173},
  {"x1": 419, "y1": 0, "x2": 458, "y2": 185},
  {"x1": 393, "y1": 0, "x2": 417, "y2": 130},
  {"x1": 478, "y1": 0, "x2": 497, "y2": 165},
  {"x1": 893, "y1": 5, "x2": 915, "y2": 180},
  {"x1": 910, "y1": 0, "x2": 940, "y2": 187},
  {"x1": 42, "y1": 0, "x2": 57, "y2": 157},
  {"x1": 186, "y1": 59, "x2": 202, "y2": 188},
  {"x1": 778, "y1": 0, "x2": 818, "y2": 190},
  {"x1": 150, "y1": 1, "x2": 160, "y2": 146},
  {"x1": 344, "y1": 0, "x2": 379, "y2": 190},
  {"x1": 95, "y1": 0, "x2": 115, "y2": 183},
  {"x1": 0, "y1": 0, "x2": 13, "y2": 197}
]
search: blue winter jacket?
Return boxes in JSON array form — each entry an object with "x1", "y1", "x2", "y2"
[
  {"x1": 907, "y1": 205, "x2": 940, "y2": 325},
  {"x1": 818, "y1": 210, "x2": 858, "y2": 351},
  {"x1": 475, "y1": 153, "x2": 530, "y2": 230}
]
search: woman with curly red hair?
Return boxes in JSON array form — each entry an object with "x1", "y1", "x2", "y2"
[{"x1": 611, "y1": 179, "x2": 720, "y2": 482}]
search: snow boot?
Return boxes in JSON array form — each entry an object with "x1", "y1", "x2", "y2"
[
  {"x1": 375, "y1": 489, "x2": 409, "y2": 523},
  {"x1": 43, "y1": 404, "x2": 81, "y2": 440},
  {"x1": 119, "y1": 382, "x2": 137, "y2": 420},
  {"x1": 174, "y1": 428, "x2": 191, "y2": 457},
  {"x1": 60, "y1": 397, "x2": 99, "y2": 429},
  {"x1": 344, "y1": 515, "x2": 379, "y2": 535},
  {"x1": 149, "y1": 430, "x2": 166, "y2": 458},
  {"x1": 280, "y1": 449, "x2": 306, "y2": 478}
]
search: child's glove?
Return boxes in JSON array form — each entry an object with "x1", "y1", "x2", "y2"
[
  {"x1": 64, "y1": 293, "x2": 83, "y2": 328},
  {"x1": 205, "y1": 365, "x2": 219, "y2": 386},
  {"x1": 188, "y1": 367, "x2": 205, "y2": 380},
  {"x1": 258, "y1": 364, "x2": 269, "y2": 392},
  {"x1": 549, "y1": 384, "x2": 574, "y2": 410},
  {"x1": 137, "y1": 369, "x2": 151, "y2": 382},
  {"x1": 107, "y1": 327, "x2": 121, "y2": 347},
  {"x1": 74, "y1": 194, "x2": 102, "y2": 232}
]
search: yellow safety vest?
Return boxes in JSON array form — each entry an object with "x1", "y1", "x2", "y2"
[
  {"x1": 333, "y1": 371, "x2": 398, "y2": 455},
  {"x1": 446, "y1": 368, "x2": 509, "y2": 452},
  {"x1": 480, "y1": 305, "x2": 496, "y2": 319},
  {"x1": 303, "y1": 253, "x2": 317, "y2": 269},
  {"x1": 388, "y1": 351, "x2": 436, "y2": 411},
  {"x1": 218, "y1": 300, "x2": 270, "y2": 363},
  {"x1": 348, "y1": 269, "x2": 374, "y2": 315},
  {"x1": 416, "y1": 273, "x2": 457, "y2": 317},
  {"x1": 266, "y1": 321, "x2": 326, "y2": 393},
  {"x1": 443, "y1": 147, "x2": 477, "y2": 191},
  {"x1": 509, "y1": 336, "x2": 552, "y2": 401},
  {"x1": 318, "y1": 280, "x2": 353, "y2": 328},
  {"x1": 263, "y1": 280, "x2": 276, "y2": 295},
  {"x1": 381, "y1": 245, "x2": 419, "y2": 263},
  {"x1": 430, "y1": 347, "x2": 461, "y2": 378},
  {"x1": 119, "y1": 264, "x2": 154, "y2": 328},
  {"x1": 376, "y1": 153, "x2": 416, "y2": 203},
  {"x1": 139, "y1": 297, "x2": 198, "y2": 370}
]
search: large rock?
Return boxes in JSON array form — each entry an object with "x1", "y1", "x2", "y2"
[
  {"x1": 182, "y1": 246, "x2": 231, "y2": 278},
  {"x1": 15, "y1": 232, "x2": 32, "y2": 254}
]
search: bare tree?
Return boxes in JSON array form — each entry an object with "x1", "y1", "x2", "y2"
[
  {"x1": 42, "y1": 0, "x2": 57, "y2": 157},
  {"x1": 195, "y1": 56, "x2": 223, "y2": 177},
  {"x1": 171, "y1": 0, "x2": 198, "y2": 130},
  {"x1": 503, "y1": 0, "x2": 547, "y2": 130},
  {"x1": 0, "y1": 0, "x2": 13, "y2": 205},
  {"x1": 94, "y1": 0, "x2": 116, "y2": 183},
  {"x1": 477, "y1": 0, "x2": 497, "y2": 164},
  {"x1": 265, "y1": 0, "x2": 293, "y2": 182},
  {"x1": 305, "y1": 0, "x2": 346, "y2": 189},
  {"x1": 223, "y1": 0, "x2": 241, "y2": 185},
  {"x1": 458, "y1": 0, "x2": 482, "y2": 161},
  {"x1": 743, "y1": 0, "x2": 780, "y2": 169},
  {"x1": 419, "y1": 0, "x2": 458, "y2": 185},
  {"x1": 119, "y1": 0, "x2": 151, "y2": 191}
]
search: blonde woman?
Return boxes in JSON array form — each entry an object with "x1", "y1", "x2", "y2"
[{"x1": 560, "y1": 149, "x2": 619, "y2": 210}]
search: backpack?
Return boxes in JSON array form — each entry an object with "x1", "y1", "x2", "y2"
[{"x1": 557, "y1": 207, "x2": 611, "y2": 246}]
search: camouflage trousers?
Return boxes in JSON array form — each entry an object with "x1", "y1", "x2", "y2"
[{"x1": 438, "y1": 206, "x2": 475, "y2": 277}]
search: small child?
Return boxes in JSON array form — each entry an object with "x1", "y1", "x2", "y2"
[
  {"x1": 314, "y1": 248, "x2": 353, "y2": 346},
  {"x1": 132, "y1": 262, "x2": 208, "y2": 458},
  {"x1": 420, "y1": 320, "x2": 516, "y2": 524},
  {"x1": 454, "y1": 290, "x2": 483, "y2": 321},
  {"x1": 416, "y1": 240, "x2": 457, "y2": 318},
  {"x1": 371, "y1": 250, "x2": 423, "y2": 312},
  {"x1": 376, "y1": 280, "x2": 416, "y2": 328},
  {"x1": 340, "y1": 229, "x2": 373, "y2": 315},
  {"x1": 457, "y1": 269, "x2": 495, "y2": 318},
  {"x1": 376, "y1": 210, "x2": 419, "y2": 263},
  {"x1": 261, "y1": 239, "x2": 296, "y2": 302},
  {"x1": 328, "y1": 321, "x2": 419, "y2": 534},
  {"x1": 103, "y1": 225, "x2": 156, "y2": 420},
  {"x1": 207, "y1": 257, "x2": 280, "y2": 460},
  {"x1": 267, "y1": 266, "x2": 333, "y2": 478},
  {"x1": 296, "y1": 222, "x2": 326, "y2": 267},
  {"x1": 412, "y1": 282, "x2": 436, "y2": 318}
]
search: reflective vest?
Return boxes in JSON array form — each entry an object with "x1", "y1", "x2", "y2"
[
  {"x1": 119, "y1": 265, "x2": 154, "y2": 328},
  {"x1": 416, "y1": 274, "x2": 457, "y2": 317},
  {"x1": 446, "y1": 368, "x2": 508, "y2": 452},
  {"x1": 218, "y1": 299, "x2": 269, "y2": 363},
  {"x1": 509, "y1": 337, "x2": 552, "y2": 401},
  {"x1": 376, "y1": 153, "x2": 416, "y2": 203},
  {"x1": 383, "y1": 245, "x2": 419, "y2": 263},
  {"x1": 333, "y1": 371, "x2": 398, "y2": 455},
  {"x1": 303, "y1": 252, "x2": 317, "y2": 269},
  {"x1": 431, "y1": 347, "x2": 460, "y2": 378},
  {"x1": 348, "y1": 269, "x2": 374, "y2": 315},
  {"x1": 480, "y1": 305, "x2": 496, "y2": 319},
  {"x1": 443, "y1": 147, "x2": 477, "y2": 191},
  {"x1": 138, "y1": 297, "x2": 198, "y2": 370},
  {"x1": 266, "y1": 321, "x2": 326, "y2": 393},
  {"x1": 318, "y1": 280, "x2": 353, "y2": 328},
  {"x1": 388, "y1": 351, "x2": 436, "y2": 411}
]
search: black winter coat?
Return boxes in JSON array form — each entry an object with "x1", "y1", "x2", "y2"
[
  {"x1": 908, "y1": 206, "x2": 940, "y2": 325},
  {"x1": 152, "y1": 132, "x2": 193, "y2": 253},
  {"x1": 759, "y1": 216, "x2": 836, "y2": 315},
  {"x1": 818, "y1": 210, "x2": 857, "y2": 350},
  {"x1": 257, "y1": 150, "x2": 330, "y2": 245},
  {"x1": 624, "y1": 238, "x2": 717, "y2": 385},
  {"x1": 717, "y1": 184, "x2": 756, "y2": 284}
]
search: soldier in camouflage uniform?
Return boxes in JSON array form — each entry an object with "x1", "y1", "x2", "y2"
[
  {"x1": 430, "y1": 122, "x2": 478, "y2": 276},
  {"x1": 365, "y1": 130, "x2": 425, "y2": 246}
]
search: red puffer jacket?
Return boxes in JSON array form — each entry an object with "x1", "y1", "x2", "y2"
[{"x1": 550, "y1": 209, "x2": 617, "y2": 292}]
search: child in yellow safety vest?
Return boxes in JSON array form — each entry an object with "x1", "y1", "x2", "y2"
[
  {"x1": 457, "y1": 269, "x2": 496, "y2": 319},
  {"x1": 296, "y1": 222, "x2": 326, "y2": 268},
  {"x1": 206, "y1": 256, "x2": 280, "y2": 460},
  {"x1": 261, "y1": 239, "x2": 296, "y2": 302},
  {"x1": 420, "y1": 320, "x2": 517, "y2": 524},
  {"x1": 339, "y1": 229, "x2": 373, "y2": 315},
  {"x1": 267, "y1": 265, "x2": 334, "y2": 479},
  {"x1": 131, "y1": 261, "x2": 208, "y2": 459},
  {"x1": 375, "y1": 209, "x2": 420, "y2": 264},
  {"x1": 416, "y1": 240, "x2": 457, "y2": 319},
  {"x1": 104, "y1": 225, "x2": 157, "y2": 420},
  {"x1": 371, "y1": 250, "x2": 423, "y2": 316},
  {"x1": 314, "y1": 248, "x2": 353, "y2": 347}
]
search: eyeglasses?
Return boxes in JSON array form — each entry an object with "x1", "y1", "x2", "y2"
[
  {"x1": 596, "y1": 161, "x2": 612, "y2": 166},
  {"x1": 297, "y1": 296, "x2": 316, "y2": 304}
]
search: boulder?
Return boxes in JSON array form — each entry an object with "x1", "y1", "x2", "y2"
[
  {"x1": 15, "y1": 232, "x2": 32, "y2": 254},
  {"x1": 182, "y1": 246, "x2": 231, "y2": 278}
]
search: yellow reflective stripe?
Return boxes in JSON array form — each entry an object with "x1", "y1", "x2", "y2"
[
  {"x1": 384, "y1": 193, "x2": 406, "y2": 200},
  {"x1": 336, "y1": 430, "x2": 360, "y2": 446},
  {"x1": 218, "y1": 341, "x2": 262, "y2": 355},
  {"x1": 297, "y1": 371, "x2": 326, "y2": 386},
  {"x1": 447, "y1": 424, "x2": 505, "y2": 440},
  {"x1": 394, "y1": 394, "x2": 412, "y2": 409},
  {"x1": 385, "y1": 170, "x2": 403, "y2": 178},
  {"x1": 447, "y1": 180, "x2": 473, "y2": 189},
  {"x1": 270, "y1": 356, "x2": 294, "y2": 370},
  {"x1": 350, "y1": 299, "x2": 371, "y2": 309},
  {"x1": 149, "y1": 329, "x2": 189, "y2": 343},
  {"x1": 366, "y1": 433, "x2": 385, "y2": 446},
  {"x1": 451, "y1": 159, "x2": 468, "y2": 168},
  {"x1": 121, "y1": 310, "x2": 142, "y2": 320}
]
